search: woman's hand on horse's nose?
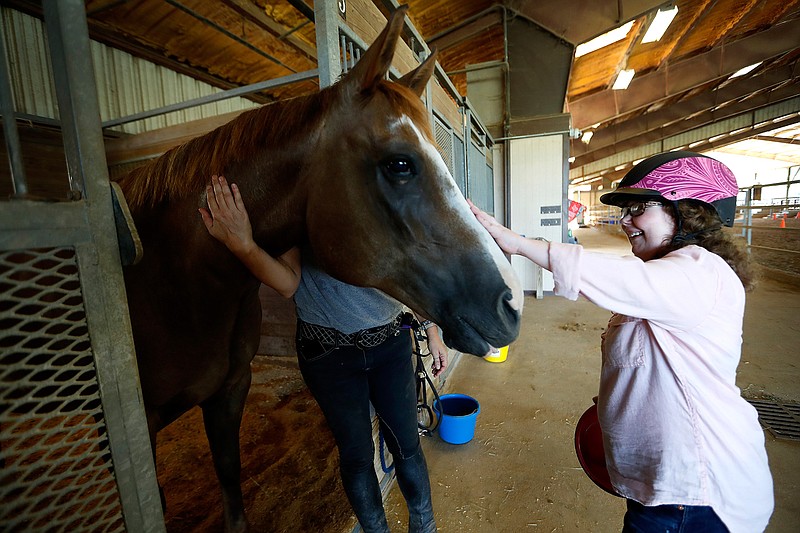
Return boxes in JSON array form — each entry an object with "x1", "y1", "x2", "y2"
[{"x1": 468, "y1": 199, "x2": 522, "y2": 255}]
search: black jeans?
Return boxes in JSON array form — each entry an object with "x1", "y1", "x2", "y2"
[{"x1": 296, "y1": 327, "x2": 436, "y2": 533}]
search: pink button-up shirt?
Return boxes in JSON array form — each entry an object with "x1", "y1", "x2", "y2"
[{"x1": 549, "y1": 242, "x2": 773, "y2": 533}]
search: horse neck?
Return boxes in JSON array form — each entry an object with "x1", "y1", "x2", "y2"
[
  {"x1": 247, "y1": 178, "x2": 308, "y2": 257},
  {"x1": 232, "y1": 141, "x2": 316, "y2": 257}
]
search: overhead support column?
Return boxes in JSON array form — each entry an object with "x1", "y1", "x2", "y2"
[
  {"x1": 0, "y1": 10, "x2": 27, "y2": 198},
  {"x1": 315, "y1": 0, "x2": 342, "y2": 88},
  {"x1": 40, "y1": 0, "x2": 165, "y2": 530}
]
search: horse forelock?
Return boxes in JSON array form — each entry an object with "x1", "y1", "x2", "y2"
[
  {"x1": 367, "y1": 81, "x2": 435, "y2": 143},
  {"x1": 117, "y1": 92, "x2": 330, "y2": 210}
]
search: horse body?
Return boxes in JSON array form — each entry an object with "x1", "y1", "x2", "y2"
[{"x1": 116, "y1": 7, "x2": 522, "y2": 532}]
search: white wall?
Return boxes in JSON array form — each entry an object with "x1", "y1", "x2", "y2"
[{"x1": 509, "y1": 135, "x2": 567, "y2": 292}]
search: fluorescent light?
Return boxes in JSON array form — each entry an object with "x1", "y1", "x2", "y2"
[
  {"x1": 642, "y1": 5, "x2": 679, "y2": 43},
  {"x1": 568, "y1": 156, "x2": 576, "y2": 163},
  {"x1": 729, "y1": 62, "x2": 762, "y2": 79},
  {"x1": 612, "y1": 69, "x2": 635, "y2": 90},
  {"x1": 581, "y1": 131, "x2": 594, "y2": 144},
  {"x1": 575, "y1": 21, "x2": 634, "y2": 58}
]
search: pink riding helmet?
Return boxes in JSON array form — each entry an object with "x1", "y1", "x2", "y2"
[{"x1": 599, "y1": 151, "x2": 739, "y2": 226}]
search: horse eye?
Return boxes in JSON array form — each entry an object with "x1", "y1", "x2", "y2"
[{"x1": 382, "y1": 157, "x2": 416, "y2": 181}]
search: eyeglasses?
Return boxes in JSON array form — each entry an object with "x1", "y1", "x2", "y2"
[{"x1": 620, "y1": 201, "x2": 664, "y2": 218}]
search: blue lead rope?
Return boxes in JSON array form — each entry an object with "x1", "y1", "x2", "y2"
[{"x1": 378, "y1": 430, "x2": 394, "y2": 473}]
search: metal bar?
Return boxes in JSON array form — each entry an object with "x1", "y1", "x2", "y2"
[
  {"x1": 747, "y1": 244, "x2": 800, "y2": 254},
  {"x1": 495, "y1": 130, "x2": 572, "y2": 142},
  {"x1": 734, "y1": 225, "x2": 800, "y2": 231},
  {"x1": 0, "y1": 8, "x2": 28, "y2": 198},
  {"x1": 348, "y1": 40, "x2": 355, "y2": 70},
  {"x1": 41, "y1": 1, "x2": 165, "y2": 530},
  {"x1": 0, "y1": 200, "x2": 88, "y2": 249},
  {"x1": 315, "y1": 0, "x2": 341, "y2": 88},
  {"x1": 446, "y1": 60, "x2": 507, "y2": 76},
  {"x1": 102, "y1": 69, "x2": 319, "y2": 128},
  {"x1": 340, "y1": 35, "x2": 348, "y2": 73}
]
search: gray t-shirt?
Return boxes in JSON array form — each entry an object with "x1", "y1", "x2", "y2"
[{"x1": 293, "y1": 253, "x2": 402, "y2": 334}]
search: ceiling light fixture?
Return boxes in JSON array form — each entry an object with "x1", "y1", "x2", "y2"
[
  {"x1": 642, "y1": 5, "x2": 679, "y2": 43},
  {"x1": 575, "y1": 21, "x2": 635, "y2": 58},
  {"x1": 729, "y1": 62, "x2": 763, "y2": 79},
  {"x1": 581, "y1": 131, "x2": 594, "y2": 144},
  {"x1": 612, "y1": 69, "x2": 635, "y2": 90}
]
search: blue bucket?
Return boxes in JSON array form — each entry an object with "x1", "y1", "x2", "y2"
[{"x1": 433, "y1": 393, "x2": 480, "y2": 444}]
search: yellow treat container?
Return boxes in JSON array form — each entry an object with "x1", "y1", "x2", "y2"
[{"x1": 484, "y1": 345, "x2": 508, "y2": 363}]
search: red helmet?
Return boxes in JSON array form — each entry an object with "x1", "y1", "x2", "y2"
[
  {"x1": 600, "y1": 151, "x2": 739, "y2": 226},
  {"x1": 574, "y1": 404, "x2": 620, "y2": 497}
]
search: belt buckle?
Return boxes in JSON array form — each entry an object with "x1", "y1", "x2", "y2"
[{"x1": 355, "y1": 325, "x2": 385, "y2": 350}]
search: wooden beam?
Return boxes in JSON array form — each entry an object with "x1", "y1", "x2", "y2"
[
  {"x1": 569, "y1": 17, "x2": 800, "y2": 129},
  {"x1": 571, "y1": 64, "x2": 800, "y2": 163},
  {"x1": 221, "y1": 0, "x2": 317, "y2": 61},
  {"x1": 571, "y1": 81, "x2": 799, "y2": 169},
  {"x1": 753, "y1": 135, "x2": 800, "y2": 145},
  {"x1": 428, "y1": 12, "x2": 502, "y2": 52}
]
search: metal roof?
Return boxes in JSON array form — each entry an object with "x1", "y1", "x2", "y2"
[{"x1": 5, "y1": 0, "x2": 799, "y2": 185}]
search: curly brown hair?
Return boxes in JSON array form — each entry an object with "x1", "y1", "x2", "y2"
[{"x1": 662, "y1": 200, "x2": 757, "y2": 291}]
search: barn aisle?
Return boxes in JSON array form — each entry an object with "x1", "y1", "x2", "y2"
[{"x1": 384, "y1": 226, "x2": 800, "y2": 533}]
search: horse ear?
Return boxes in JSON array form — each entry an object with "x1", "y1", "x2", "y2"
[
  {"x1": 341, "y1": 5, "x2": 408, "y2": 94},
  {"x1": 397, "y1": 49, "x2": 437, "y2": 97}
]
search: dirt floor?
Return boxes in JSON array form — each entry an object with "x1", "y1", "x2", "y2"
[
  {"x1": 156, "y1": 224, "x2": 799, "y2": 533},
  {"x1": 156, "y1": 355, "x2": 355, "y2": 533}
]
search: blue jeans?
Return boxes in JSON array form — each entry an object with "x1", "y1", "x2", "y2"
[
  {"x1": 623, "y1": 500, "x2": 729, "y2": 532},
  {"x1": 297, "y1": 326, "x2": 436, "y2": 533}
]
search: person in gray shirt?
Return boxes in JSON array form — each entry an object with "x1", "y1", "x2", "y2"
[{"x1": 201, "y1": 175, "x2": 447, "y2": 533}]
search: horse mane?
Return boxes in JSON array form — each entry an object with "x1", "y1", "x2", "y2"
[
  {"x1": 117, "y1": 78, "x2": 433, "y2": 210},
  {"x1": 117, "y1": 90, "x2": 334, "y2": 210}
]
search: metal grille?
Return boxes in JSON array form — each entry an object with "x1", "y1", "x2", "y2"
[
  {"x1": 748, "y1": 399, "x2": 800, "y2": 441},
  {"x1": 433, "y1": 117, "x2": 454, "y2": 176},
  {"x1": 1, "y1": 247, "x2": 125, "y2": 532},
  {"x1": 453, "y1": 136, "x2": 466, "y2": 195},
  {"x1": 469, "y1": 141, "x2": 493, "y2": 213}
]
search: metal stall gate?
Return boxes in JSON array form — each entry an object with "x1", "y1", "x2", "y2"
[{"x1": 0, "y1": 2, "x2": 163, "y2": 532}]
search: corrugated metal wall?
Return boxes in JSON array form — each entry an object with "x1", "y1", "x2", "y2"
[{"x1": 2, "y1": 7, "x2": 259, "y2": 135}]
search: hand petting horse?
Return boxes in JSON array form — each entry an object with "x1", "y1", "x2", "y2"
[{"x1": 116, "y1": 6, "x2": 522, "y2": 532}]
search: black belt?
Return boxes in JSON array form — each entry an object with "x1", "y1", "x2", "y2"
[{"x1": 298, "y1": 314, "x2": 403, "y2": 350}]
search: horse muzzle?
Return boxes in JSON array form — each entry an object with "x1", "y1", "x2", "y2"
[{"x1": 440, "y1": 288, "x2": 521, "y2": 356}]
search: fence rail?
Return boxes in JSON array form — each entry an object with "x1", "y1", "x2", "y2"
[{"x1": 584, "y1": 171, "x2": 800, "y2": 275}]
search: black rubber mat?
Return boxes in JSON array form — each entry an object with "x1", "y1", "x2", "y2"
[{"x1": 747, "y1": 399, "x2": 800, "y2": 441}]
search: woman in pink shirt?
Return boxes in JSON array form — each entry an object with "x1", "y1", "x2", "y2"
[{"x1": 471, "y1": 151, "x2": 773, "y2": 533}]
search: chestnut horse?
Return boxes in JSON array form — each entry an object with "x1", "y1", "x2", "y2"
[{"x1": 116, "y1": 7, "x2": 522, "y2": 532}]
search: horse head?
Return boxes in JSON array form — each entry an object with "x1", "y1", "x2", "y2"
[{"x1": 304, "y1": 6, "x2": 522, "y2": 356}]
